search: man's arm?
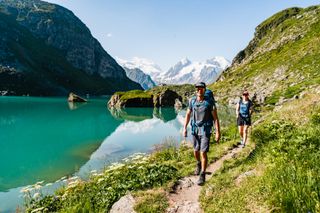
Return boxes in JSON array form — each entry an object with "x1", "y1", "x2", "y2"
[
  {"x1": 183, "y1": 109, "x2": 191, "y2": 137},
  {"x1": 236, "y1": 102, "x2": 240, "y2": 118},
  {"x1": 212, "y1": 109, "x2": 220, "y2": 143}
]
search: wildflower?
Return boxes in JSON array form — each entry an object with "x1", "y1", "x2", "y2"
[
  {"x1": 34, "y1": 184, "x2": 41, "y2": 190},
  {"x1": 32, "y1": 192, "x2": 41, "y2": 200},
  {"x1": 68, "y1": 176, "x2": 79, "y2": 181},
  {"x1": 31, "y1": 207, "x2": 44, "y2": 213},
  {"x1": 20, "y1": 187, "x2": 31, "y2": 193},
  {"x1": 67, "y1": 180, "x2": 81, "y2": 189},
  {"x1": 97, "y1": 178, "x2": 104, "y2": 184}
]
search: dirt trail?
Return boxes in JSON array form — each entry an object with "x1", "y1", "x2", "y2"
[{"x1": 166, "y1": 146, "x2": 243, "y2": 213}]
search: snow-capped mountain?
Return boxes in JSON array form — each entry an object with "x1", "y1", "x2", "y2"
[
  {"x1": 158, "y1": 56, "x2": 230, "y2": 85},
  {"x1": 123, "y1": 67, "x2": 156, "y2": 90},
  {"x1": 116, "y1": 57, "x2": 163, "y2": 81},
  {"x1": 117, "y1": 56, "x2": 230, "y2": 86},
  {"x1": 116, "y1": 57, "x2": 160, "y2": 89}
]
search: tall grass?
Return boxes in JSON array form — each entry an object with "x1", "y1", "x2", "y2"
[{"x1": 201, "y1": 103, "x2": 320, "y2": 213}]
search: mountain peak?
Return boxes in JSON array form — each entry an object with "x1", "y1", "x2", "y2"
[
  {"x1": 116, "y1": 57, "x2": 163, "y2": 76},
  {"x1": 205, "y1": 57, "x2": 230, "y2": 69},
  {"x1": 179, "y1": 57, "x2": 191, "y2": 65},
  {"x1": 159, "y1": 56, "x2": 230, "y2": 85}
]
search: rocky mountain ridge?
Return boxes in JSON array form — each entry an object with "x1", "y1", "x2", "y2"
[
  {"x1": 123, "y1": 67, "x2": 156, "y2": 90},
  {"x1": 0, "y1": 0, "x2": 141, "y2": 96}
]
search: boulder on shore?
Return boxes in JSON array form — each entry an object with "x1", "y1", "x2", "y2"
[
  {"x1": 108, "y1": 89, "x2": 183, "y2": 108},
  {"x1": 68, "y1": 93, "x2": 87, "y2": 102},
  {"x1": 153, "y1": 89, "x2": 182, "y2": 107}
]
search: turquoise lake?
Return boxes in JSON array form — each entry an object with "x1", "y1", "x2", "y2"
[
  {"x1": 0, "y1": 96, "x2": 235, "y2": 212},
  {"x1": 0, "y1": 96, "x2": 190, "y2": 212}
]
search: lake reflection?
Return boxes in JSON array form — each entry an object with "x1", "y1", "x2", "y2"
[
  {"x1": 78, "y1": 107, "x2": 182, "y2": 176},
  {"x1": 0, "y1": 97, "x2": 186, "y2": 212},
  {"x1": 109, "y1": 107, "x2": 178, "y2": 122}
]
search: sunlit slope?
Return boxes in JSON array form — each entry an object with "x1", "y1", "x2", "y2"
[{"x1": 210, "y1": 6, "x2": 320, "y2": 105}]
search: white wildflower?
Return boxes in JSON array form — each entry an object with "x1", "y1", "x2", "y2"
[
  {"x1": 34, "y1": 184, "x2": 41, "y2": 190},
  {"x1": 20, "y1": 187, "x2": 30, "y2": 193},
  {"x1": 97, "y1": 178, "x2": 104, "y2": 184},
  {"x1": 68, "y1": 176, "x2": 79, "y2": 181},
  {"x1": 67, "y1": 180, "x2": 80, "y2": 189},
  {"x1": 31, "y1": 207, "x2": 44, "y2": 213},
  {"x1": 32, "y1": 192, "x2": 41, "y2": 200}
]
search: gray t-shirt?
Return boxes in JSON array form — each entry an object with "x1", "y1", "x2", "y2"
[{"x1": 188, "y1": 97, "x2": 216, "y2": 124}]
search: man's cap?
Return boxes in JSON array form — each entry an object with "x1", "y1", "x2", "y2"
[{"x1": 195, "y1": 82, "x2": 206, "y2": 88}]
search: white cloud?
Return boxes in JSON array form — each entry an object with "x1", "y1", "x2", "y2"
[{"x1": 115, "y1": 119, "x2": 161, "y2": 134}]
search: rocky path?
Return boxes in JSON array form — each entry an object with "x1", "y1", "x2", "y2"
[
  {"x1": 110, "y1": 145, "x2": 243, "y2": 213},
  {"x1": 166, "y1": 146, "x2": 242, "y2": 213}
]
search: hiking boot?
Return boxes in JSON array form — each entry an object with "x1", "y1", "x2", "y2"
[
  {"x1": 194, "y1": 161, "x2": 201, "y2": 175},
  {"x1": 197, "y1": 172, "x2": 206, "y2": 185}
]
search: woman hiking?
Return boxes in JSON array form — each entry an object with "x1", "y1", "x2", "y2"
[{"x1": 236, "y1": 90, "x2": 253, "y2": 147}]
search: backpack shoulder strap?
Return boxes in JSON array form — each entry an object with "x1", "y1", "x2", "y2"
[{"x1": 190, "y1": 96, "x2": 197, "y2": 109}]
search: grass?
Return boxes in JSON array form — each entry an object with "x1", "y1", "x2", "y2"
[
  {"x1": 210, "y1": 5, "x2": 320, "y2": 106},
  {"x1": 23, "y1": 154, "x2": 178, "y2": 212},
  {"x1": 24, "y1": 104, "x2": 239, "y2": 212},
  {"x1": 115, "y1": 90, "x2": 152, "y2": 101},
  {"x1": 133, "y1": 190, "x2": 168, "y2": 213},
  {"x1": 200, "y1": 94, "x2": 320, "y2": 213}
]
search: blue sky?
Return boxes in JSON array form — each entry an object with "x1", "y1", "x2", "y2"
[{"x1": 45, "y1": 0, "x2": 319, "y2": 70}]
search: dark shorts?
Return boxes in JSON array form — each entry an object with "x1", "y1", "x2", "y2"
[
  {"x1": 237, "y1": 116, "x2": 251, "y2": 126},
  {"x1": 192, "y1": 134, "x2": 211, "y2": 152}
]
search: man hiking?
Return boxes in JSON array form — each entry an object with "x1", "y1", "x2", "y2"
[
  {"x1": 183, "y1": 82, "x2": 220, "y2": 185},
  {"x1": 236, "y1": 90, "x2": 253, "y2": 148}
]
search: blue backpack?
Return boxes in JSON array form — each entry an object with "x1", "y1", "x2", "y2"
[{"x1": 190, "y1": 89, "x2": 216, "y2": 135}]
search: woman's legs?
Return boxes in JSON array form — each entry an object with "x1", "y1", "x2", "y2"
[
  {"x1": 238, "y1": 125, "x2": 244, "y2": 143},
  {"x1": 243, "y1": 125, "x2": 250, "y2": 145}
]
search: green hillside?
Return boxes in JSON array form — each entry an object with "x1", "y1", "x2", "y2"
[
  {"x1": 203, "y1": 5, "x2": 320, "y2": 212},
  {"x1": 210, "y1": 6, "x2": 320, "y2": 107}
]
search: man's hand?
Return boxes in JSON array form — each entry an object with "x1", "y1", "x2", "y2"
[{"x1": 183, "y1": 127, "x2": 187, "y2": 137}]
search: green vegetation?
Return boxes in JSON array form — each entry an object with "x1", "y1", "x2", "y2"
[
  {"x1": 24, "y1": 105, "x2": 239, "y2": 212},
  {"x1": 115, "y1": 90, "x2": 153, "y2": 101},
  {"x1": 24, "y1": 139, "x2": 239, "y2": 213},
  {"x1": 210, "y1": 5, "x2": 320, "y2": 106},
  {"x1": 23, "y1": 154, "x2": 178, "y2": 212},
  {"x1": 133, "y1": 190, "x2": 169, "y2": 213},
  {"x1": 201, "y1": 94, "x2": 320, "y2": 212}
]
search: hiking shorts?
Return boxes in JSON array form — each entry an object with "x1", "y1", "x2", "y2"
[
  {"x1": 237, "y1": 116, "x2": 251, "y2": 126},
  {"x1": 192, "y1": 134, "x2": 210, "y2": 152}
]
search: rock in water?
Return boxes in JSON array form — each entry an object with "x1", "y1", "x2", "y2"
[{"x1": 68, "y1": 93, "x2": 87, "y2": 102}]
